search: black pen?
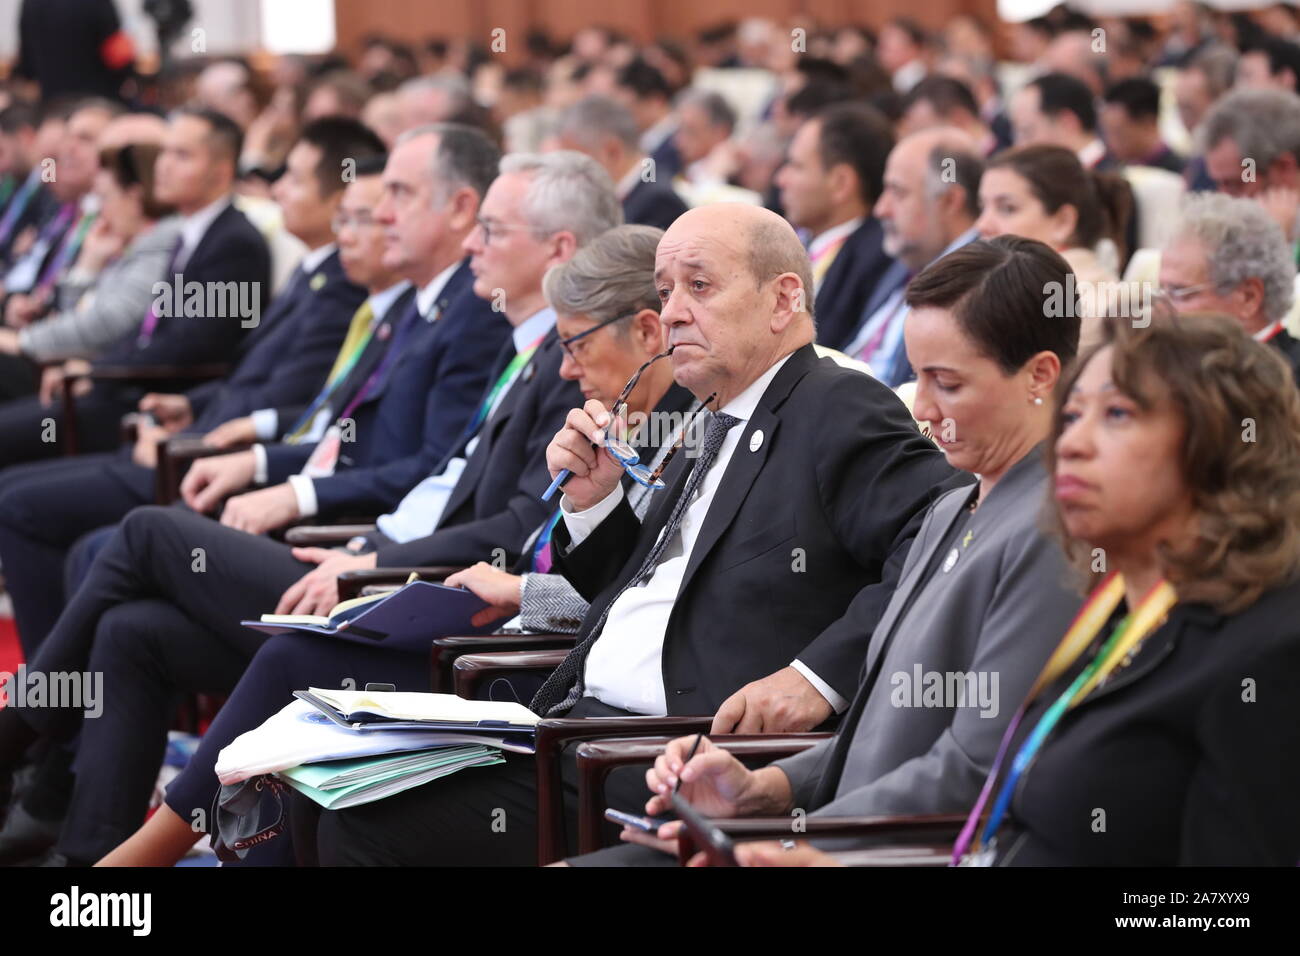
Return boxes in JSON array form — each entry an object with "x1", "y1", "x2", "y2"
[{"x1": 675, "y1": 732, "x2": 704, "y2": 794}]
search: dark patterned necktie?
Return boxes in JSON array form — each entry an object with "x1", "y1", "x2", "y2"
[{"x1": 530, "y1": 410, "x2": 741, "y2": 716}]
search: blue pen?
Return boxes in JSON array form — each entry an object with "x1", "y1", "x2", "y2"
[{"x1": 541, "y1": 469, "x2": 569, "y2": 501}]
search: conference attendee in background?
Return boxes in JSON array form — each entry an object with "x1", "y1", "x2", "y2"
[
  {"x1": 776, "y1": 102, "x2": 895, "y2": 351},
  {"x1": 552, "y1": 94, "x2": 687, "y2": 231},
  {"x1": 1198, "y1": 88, "x2": 1300, "y2": 243},
  {"x1": 97, "y1": 224, "x2": 696, "y2": 867},
  {"x1": 613, "y1": 57, "x2": 682, "y2": 182},
  {"x1": 0, "y1": 142, "x2": 177, "y2": 375},
  {"x1": 0, "y1": 98, "x2": 120, "y2": 329},
  {"x1": 0, "y1": 106, "x2": 271, "y2": 465},
  {"x1": 971, "y1": 311, "x2": 1300, "y2": 865},
  {"x1": 174, "y1": 123, "x2": 510, "y2": 536},
  {"x1": 0, "y1": 100, "x2": 62, "y2": 267},
  {"x1": 295, "y1": 203, "x2": 958, "y2": 866},
  {"x1": 1158, "y1": 192, "x2": 1300, "y2": 381},
  {"x1": 1009, "y1": 72, "x2": 1115, "y2": 171},
  {"x1": 0, "y1": 150, "x2": 607, "y2": 867},
  {"x1": 579, "y1": 237, "x2": 1084, "y2": 867},
  {"x1": 1173, "y1": 45, "x2": 1237, "y2": 191},
  {"x1": 845, "y1": 127, "x2": 983, "y2": 387},
  {"x1": 1100, "y1": 77, "x2": 1186, "y2": 173},
  {"x1": 976, "y1": 144, "x2": 1133, "y2": 347},
  {"x1": 898, "y1": 75, "x2": 995, "y2": 154},
  {"x1": 0, "y1": 120, "x2": 384, "y2": 659}
]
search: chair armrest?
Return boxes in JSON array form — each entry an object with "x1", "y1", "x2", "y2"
[
  {"x1": 283, "y1": 524, "x2": 378, "y2": 547},
  {"x1": 451, "y1": 649, "x2": 569, "y2": 699},
  {"x1": 572, "y1": 733, "x2": 832, "y2": 854},
  {"x1": 155, "y1": 435, "x2": 253, "y2": 505},
  {"x1": 531, "y1": 715, "x2": 715, "y2": 864},
  {"x1": 335, "y1": 566, "x2": 463, "y2": 602},
  {"x1": 677, "y1": 813, "x2": 966, "y2": 866},
  {"x1": 84, "y1": 362, "x2": 232, "y2": 382},
  {"x1": 430, "y1": 633, "x2": 576, "y2": 693}
]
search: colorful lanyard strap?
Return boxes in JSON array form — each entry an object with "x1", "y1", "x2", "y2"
[
  {"x1": 35, "y1": 210, "x2": 96, "y2": 297},
  {"x1": 466, "y1": 333, "x2": 546, "y2": 437},
  {"x1": 951, "y1": 572, "x2": 1177, "y2": 865}
]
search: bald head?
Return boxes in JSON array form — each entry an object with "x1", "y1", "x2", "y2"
[{"x1": 656, "y1": 203, "x2": 815, "y2": 406}]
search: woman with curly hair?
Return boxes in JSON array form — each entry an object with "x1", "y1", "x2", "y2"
[{"x1": 953, "y1": 307, "x2": 1300, "y2": 866}]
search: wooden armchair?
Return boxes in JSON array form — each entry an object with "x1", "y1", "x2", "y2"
[
  {"x1": 60, "y1": 362, "x2": 230, "y2": 456},
  {"x1": 571, "y1": 734, "x2": 962, "y2": 865}
]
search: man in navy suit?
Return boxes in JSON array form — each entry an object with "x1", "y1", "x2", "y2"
[
  {"x1": 0, "y1": 120, "x2": 386, "y2": 656},
  {"x1": 555, "y1": 95, "x2": 688, "y2": 233},
  {"x1": 776, "y1": 102, "x2": 897, "y2": 352},
  {"x1": 173, "y1": 123, "x2": 512, "y2": 537},
  {"x1": 0, "y1": 151, "x2": 613, "y2": 865},
  {"x1": 0, "y1": 107, "x2": 271, "y2": 466}
]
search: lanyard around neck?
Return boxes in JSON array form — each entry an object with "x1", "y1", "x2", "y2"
[{"x1": 952, "y1": 572, "x2": 1177, "y2": 864}]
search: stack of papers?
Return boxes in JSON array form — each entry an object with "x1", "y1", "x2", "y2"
[
  {"x1": 279, "y1": 746, "x2": 506, "y2": 809},
  {"x1": 215, "y1": 689, "x2": 543, "y2": 810}
]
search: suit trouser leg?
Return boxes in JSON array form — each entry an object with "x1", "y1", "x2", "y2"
[
  {"x1": 0, "y1": 353, "x2": 39, "y2": 401},
  {"x1": 0, "y1": 456, "x2": 148, "y2": 656},
  {"x1": 55, "y1": 598, "x2": 255, "y2": 863},
  {"x1": 0, "y1": 390, "x2": 133, "y2": 468},
  {"x1": 16, "y1": 505, "x2": 308, "y2": 740}
]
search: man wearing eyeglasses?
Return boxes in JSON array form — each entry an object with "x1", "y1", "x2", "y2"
[
  {"x1": 1157, "y1": 192, "x2": 1300, "y2": 382},
  {"x1": 296, "y1": 203, "x2": 963, "y2": 867}
]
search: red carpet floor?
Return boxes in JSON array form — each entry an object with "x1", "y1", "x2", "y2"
[{"x1": 0, "y1": 615, "x2": 22, "y2": 700}]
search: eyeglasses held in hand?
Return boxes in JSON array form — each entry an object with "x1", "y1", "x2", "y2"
[{"x1": 542, "y1": 345, "x2": 715, "y2": 499}]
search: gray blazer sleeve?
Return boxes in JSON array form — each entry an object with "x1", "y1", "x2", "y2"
[
  {"x1": 806, "y1": 526, "x2": 1081, "y2": 818},
  {"x1": 19, "y1": 220, "x2": 180, "y2": 362}
]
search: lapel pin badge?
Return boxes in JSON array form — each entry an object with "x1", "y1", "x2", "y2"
[
  {"x1": 309, "y1": 273, "x2": 326, "y2": 291},
  {"x1": 749, "y1": 429, "x2": 763, "y2": 452},
  {"x1": 942, "y1": 547, "x2": 959, "y2": 573}
]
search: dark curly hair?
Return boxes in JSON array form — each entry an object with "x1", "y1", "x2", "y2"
[{"x1": 1046, "y1": 306, "x2": 1300, "y2": 613}]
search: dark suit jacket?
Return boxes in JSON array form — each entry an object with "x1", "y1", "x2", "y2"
[
  {"x1": 998, "y1": 581, "x2": 1300, "y2": 866},
  {"x1": 622, "y1": 178, "x2": 688, "y2": 232},
  {"x1": 93, "y1": 202, "x2": 271, "y2": 368},
  {"x1": 187, "y1": 249, "x2": 366, "y2": 430},
  {"x1": 550, "y1": 343, "x2": 961, "y2": 713},
  {"x1": 813, "y1": 218, "x2": 896, "y2": 352},
  {"x1": 1271, "y1": 328, "x2": 1300, "y2": 387},
  {"x1": 264, "y1": 262, "x2": 511, "y2": 516},
  {"x1": 374, "y1": 330, "x2": 584, "y2": 568}
]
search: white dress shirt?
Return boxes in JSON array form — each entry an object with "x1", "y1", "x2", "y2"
[
  {"x1": 374, "y1": 307, "x2": 557, "y2": 542},
  {"x1": 559, "y1": 352, "x2": 847, "y2": 716}
]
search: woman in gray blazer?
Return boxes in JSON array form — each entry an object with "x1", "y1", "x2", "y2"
[
  {"x1": 576, "y1": 236, "x2": 1091, "y2": 865},
  {"x1": 0, "y1": 142, "x2": 178, "y2": 367}
]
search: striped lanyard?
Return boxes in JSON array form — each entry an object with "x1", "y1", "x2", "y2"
[
  {"x1": 285, "y1": 303, "x2": 380, "y2": 441},
  {"x1": 466, "y1": 333, "x2": 546, "y2": 437},
  {"x1": 34, "y1": 210, "x2": 97, "y2": 298},
  {"x1": 530, "y1": 509, "x2": 564, "y2": 573},
  {"x1": 952, "y1": 572, "x2": 1178, "y2": 865}
]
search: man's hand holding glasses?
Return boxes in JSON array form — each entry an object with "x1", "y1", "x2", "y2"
[{"x1": 546, "y1": 399, "x2": 630, "y2": 512}]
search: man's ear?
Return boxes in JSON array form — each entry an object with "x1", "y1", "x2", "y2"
[
  {"x1": 632, "y1": 307, "x2": 662, "y2": 348},
  {"x1": 445, "y1": 187, "x2": 479, "y2": 233},
  {"x1": 1234, "y1": 275, "x2": 1267, "y2": 319},
  {"x1": 828, "y1": 162, "x2": 858, "y2": 207},
  {"x1": 772, "y1": 272, "x2": 808, "y2": 331},
  {"x1": 548, "y1": 230, "x2": 578, "y2": 266}
]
